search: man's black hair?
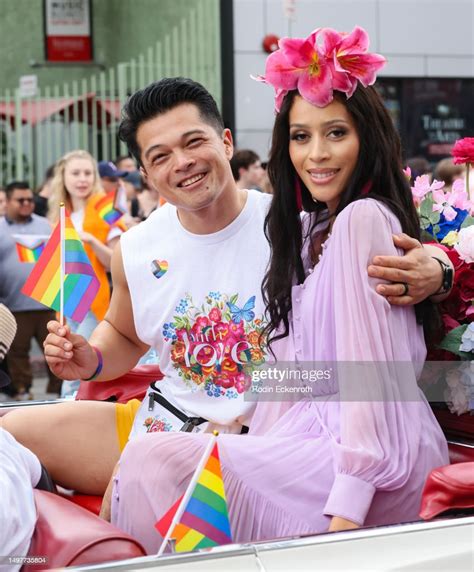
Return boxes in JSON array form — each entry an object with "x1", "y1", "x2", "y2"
[
  {"x1": 118, "y1": 77, "x2": 224, "y2": 166},
  {"x1": 5, "y1": 181, "x2": 31, "y2": 199},
  {"x1": 230, "y1": 149, "x2": 261, "y2": 181}
]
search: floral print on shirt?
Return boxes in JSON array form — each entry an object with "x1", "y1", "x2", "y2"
[{"x1": 162, "y1": 292, "x2": 266, "y2": 398}]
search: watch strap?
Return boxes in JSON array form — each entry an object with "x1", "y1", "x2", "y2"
[{"x1": 432, "y1": 256, "x2": 454, "y2": 295}]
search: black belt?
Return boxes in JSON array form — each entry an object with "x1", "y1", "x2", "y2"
[
  {"x1": 149, "y1": 382, "x2": 207, "y2": 432},
  {"x1": 148, "y1": 382, "x2": 249, "y2": 434}
]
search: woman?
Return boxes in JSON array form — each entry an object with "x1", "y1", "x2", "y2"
[
  {"x1": 48, "y1": 150, "x2": 121, "y2": 396},
  {"x1": 110, "y1": 27, "x2": 448, "y2": 550}
]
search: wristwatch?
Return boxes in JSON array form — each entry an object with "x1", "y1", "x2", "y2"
[{"x1": 432, "y1": 256, "x2": 454, "y2": 295}]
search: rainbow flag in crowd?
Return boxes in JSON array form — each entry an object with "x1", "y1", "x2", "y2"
[
  {"x1": 155, "y1": 440, "x2": 232, "y2": 553},
  {"x1": 13, "y1": 234, "x2": 49, "y2": 263},
  {"x1": 21, "y1": 213, "x2": 99, "y2": 322},
  {"x1": 114, "y1": 185, "x2": 128, "y2": 214},
  {"x1": 95, "y1": 189, "x2": 127, "y2": 226}
]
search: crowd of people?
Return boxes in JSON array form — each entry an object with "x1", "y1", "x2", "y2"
[
  {"x1": 0, "y1": 153, "x2": 142, "y2": 400},
  {"x1": 0, "y1": 24, "x2": 462, "y2": 566}
]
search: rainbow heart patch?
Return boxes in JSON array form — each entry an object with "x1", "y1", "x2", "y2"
[{"x1": 151, "y1": 259, "x2": 168, "y2": 279}]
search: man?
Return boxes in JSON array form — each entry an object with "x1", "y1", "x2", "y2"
[
  {"x1": 1, "y1": 79, "x2": 452, "y2": 496},
  {"x1": 0, "y1": 188, "x2": 7, "y2": 218},
  {"x1": 230, "y1": 149, "x2": 265, "y2": 191},
  {"x1": 0, "y1": 182, "x2": 61, "y2": 398},
  {"x1": 115, "y1": 155, "x2": 137, "y2": 173},
  {"x1": 0, "y1": 303, "x2": 17, "y2": 390},
  {"x1": 98, "y1": 160, "x2": 128, "y2": 195}
]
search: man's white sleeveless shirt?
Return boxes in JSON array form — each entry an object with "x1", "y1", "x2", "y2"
[{"x1": 121, "y1": 190, "x2": 271, "y2": 426}]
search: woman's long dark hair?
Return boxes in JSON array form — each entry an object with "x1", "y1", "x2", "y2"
[{"x1": 262, "y1": 86, "x2": 439, "y2": 347}]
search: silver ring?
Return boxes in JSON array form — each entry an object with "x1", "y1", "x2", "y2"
[{"x1": 401, "y1": 283, "x2": 409, "y2": 296}]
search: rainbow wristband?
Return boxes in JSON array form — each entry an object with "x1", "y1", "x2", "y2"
[{"x1": 82, "y1": 346, "x2": 104, "y2": 381}]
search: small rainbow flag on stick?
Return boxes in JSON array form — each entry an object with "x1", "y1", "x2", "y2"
[
  {"x1": 13, "y1": 234, "x2": 49, "y2": 263},
  {"x1": 22, "y1": 206, "x2": 99, "y2": 324},
  {"x1": 155, "y1": 432, "x2": 232, "y2": 555},
  {"x1": 95, "y1": 189, "x2": 127, "y2": 226}
]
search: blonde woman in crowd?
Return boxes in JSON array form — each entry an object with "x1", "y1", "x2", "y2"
[{"x1": 48, "y1": 150, "x2": 122, "y2": 396}]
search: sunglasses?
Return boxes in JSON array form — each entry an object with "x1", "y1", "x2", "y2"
[{"x1": 13, "y1": 198, "x2": 34, "y2": 204}]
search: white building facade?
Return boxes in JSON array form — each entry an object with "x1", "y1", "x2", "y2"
[{"x1": 232, "y1": 0, "x2": 474, "y2": 161}]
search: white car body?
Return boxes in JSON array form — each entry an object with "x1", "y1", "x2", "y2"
[{"x1": 73, "y1": 516, "x2": 474, "y2": 571}]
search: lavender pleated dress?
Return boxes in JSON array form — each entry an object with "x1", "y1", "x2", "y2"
[{"x1": 111, "y1": 199, "x2": 448, "y2": 554}]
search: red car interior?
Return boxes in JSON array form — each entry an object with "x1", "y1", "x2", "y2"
[
  {"x1": 23, "y1": 490, "x2": 146, "y2": 571},
  {"x1": 420, "y1": 409, "x2": 474, "y2": 519},
  {"x1": 420, "y1": 462, "x2": 474, "y2": 520},
  {"x1": 75, "y1": 364, "x2": 163, "y2": 404}
]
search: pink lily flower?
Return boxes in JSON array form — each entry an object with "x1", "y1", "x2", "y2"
[
  {"x1": 322, "y1": 26, "x2": 386, "y2": 92},
  {"x1": 255, "y1": 25, "x2": 387, "y2": 112},
  {"x1": 411, "y1": 175, "x2": 444, "y2": 207},
  {"x1": 264, "y1": 30, "x2": 333, "y2": 109},
  {"x1": 403, "y1": 166, "x2": 412, "y2": 181},
  {"x1": 319, "y1": 28, "x2": 356, "y2": 95}
]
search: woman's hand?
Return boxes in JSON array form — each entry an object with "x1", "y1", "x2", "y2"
[
  {"x1": 328, "y1": 516, "x2": 360, "y2": 532},
  {"x1": 79, "y1": 230, "x2": 115, "y2": 270}
]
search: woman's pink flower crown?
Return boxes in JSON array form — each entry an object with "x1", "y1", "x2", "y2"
[{"x1": 255, "y1": 26, "x2": 386, "y2": 112}]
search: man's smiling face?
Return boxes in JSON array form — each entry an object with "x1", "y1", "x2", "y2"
[{"x1": 138, "y1": 103, "x2": 234, "y2": 213}]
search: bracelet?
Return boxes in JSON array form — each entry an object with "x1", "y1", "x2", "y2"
[{"x1": 82, "y1": 346, "x2": 104, "y2": 381}]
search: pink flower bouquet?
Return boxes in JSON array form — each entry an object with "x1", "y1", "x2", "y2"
[{"x1": 412, "y1": 137, "x2": 474, "y2": 414}]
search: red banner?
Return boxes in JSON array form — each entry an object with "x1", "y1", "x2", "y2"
[{"x1": 44, "y1": 0, "x2": 93, "y2": 62}]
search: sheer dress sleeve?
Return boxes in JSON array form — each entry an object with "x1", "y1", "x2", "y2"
[{"x1": 322, "y1": 199, "x2": 425, "y2": 525}]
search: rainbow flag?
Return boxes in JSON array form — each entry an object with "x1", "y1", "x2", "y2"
[
  {"x1": 155, "y1": 442, "x2": 232, "y2": 553},
  {"x1": 95, "y1": 190, "x2": 127, "y2": 226},
  {"x1": 113, "y1": 185, "x2": 129, "y2": 215},
  {"x1": 13, "y1": 234, "x2": 49, "y2": 263},
  {"x1": 21, "y1": 214, "x2": 99, "y2": 322}
]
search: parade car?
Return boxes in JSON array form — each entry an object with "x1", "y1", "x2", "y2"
[{"x1": 1, "y1": 365, "x2": 473, "y2": 571}]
